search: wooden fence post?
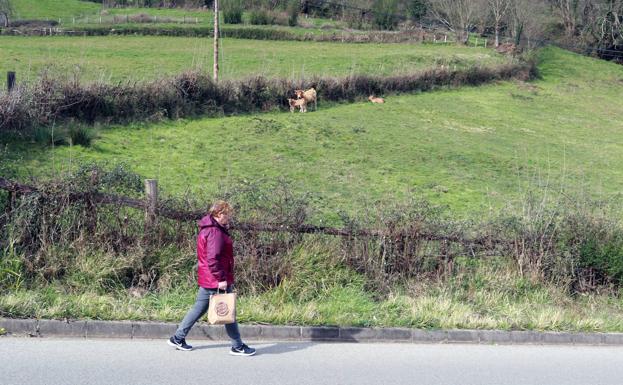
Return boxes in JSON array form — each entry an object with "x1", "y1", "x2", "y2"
[
  {"x1": 7, "y1": 71, "x2": 16, "y2": 92},
  {"x1": 85, "y1": 194, "x2": 97, "y2": 233},
  {"x1": 144, "y1": 179, "x2": 158, "y2": 229},
  {"x1": 4, "y1": 191, "x2": 15, "y2": 220}
]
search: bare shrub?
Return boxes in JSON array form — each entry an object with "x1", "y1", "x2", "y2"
[
  {"x1": 0, "y1": 168, "x2": 314, "y2": 294},
  {"x1": 2, "y1": 168, "x2": 623, "y2": 295},
  {"x1": 492, "y1": 193, "x2": 623, "y2": 292},
  {"x1": 218, "y1": 177, "x2": 312, "y2": 293},
  {"x1": 336, "y1": 197, "x2": 479, "y2": 291}
]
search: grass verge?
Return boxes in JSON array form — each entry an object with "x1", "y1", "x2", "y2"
[{"x1": 2, "y1": 250, "x2": 622, "y2": 332}]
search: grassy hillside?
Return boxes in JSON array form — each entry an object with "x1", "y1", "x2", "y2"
[
  {"x1": 0, "y1": 36, "x2": 502, "y2": 85},
  {"x1": 2, "y1": 46, "x2": 623, "y2": 331},
  {"x1": 11, "y1": 0, "x2": 101, "y2": 20},
  {"x1": 4, "y1": 46, "x2": 622, "y2": 223}
]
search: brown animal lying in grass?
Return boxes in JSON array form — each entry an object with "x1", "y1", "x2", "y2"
[
  {"x1": 288, "y1": 97, "x2": 307, "y2": 113},
  {"x1": 294, "y1": 87, "x2": 317, "y2": 111},
  {"x1": 368, "y1": 95, "x2": 385, "y2": 104}
]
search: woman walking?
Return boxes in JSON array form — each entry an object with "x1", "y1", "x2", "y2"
[{"x1": 168, "y1": 200, "x2": 256, "y2": 356}]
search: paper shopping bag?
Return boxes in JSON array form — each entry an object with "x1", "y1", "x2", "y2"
[{"x1": 207, "y1": 292, "x2": 236, "y2": 325}]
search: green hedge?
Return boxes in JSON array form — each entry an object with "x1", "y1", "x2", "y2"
[
  {"x1": 0, "y1": 24, "x2": 439, "y2": 43},
  {"x1": 0, "y1": 62, "x2": 536, "y2": 133}
]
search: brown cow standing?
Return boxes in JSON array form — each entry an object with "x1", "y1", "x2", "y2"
[
  {"x1": 294, "y1": 87, "x2": 317, "y2": 111},
  {"x1": 288, "y1": 98, "x2": 307, "y2": 113}
]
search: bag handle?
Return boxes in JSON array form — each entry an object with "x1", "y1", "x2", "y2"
[
  {"x1": 213, "y1": 285, "x2": 234, "y2": 295},
  {"x1": 216, "y1": 284, "x2": 234, "y2": 294}
]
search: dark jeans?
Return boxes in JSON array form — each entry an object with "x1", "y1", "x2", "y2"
[{"x1": 173, "y1": 286, "x2": 243, "y2": 348}]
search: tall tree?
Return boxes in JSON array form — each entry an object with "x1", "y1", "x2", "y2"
[
  {"x1": 580, "y1": 0, "x2": 623, "y2": 60},
  {"x1": 0, "y1": 0, "x2": 12, "y2": 28},
  {"x1": 406, "y1": 0, "x2": 427, "y2": 21},
  {"x1": 509, "y1": 0, "x2": 550, "y2": 47},
  {"x1": 550, "y1": 0, "x2": 585, "y2": 37},
  {"x1": 428, "y1": 0, "x2": 487, "y2": 44},
  {"x1": 489, "y1": 0, "x2": 511, "y2": 47},
  {"x1": 372, "y1": 0, "x2": 399, "y2": 30}
]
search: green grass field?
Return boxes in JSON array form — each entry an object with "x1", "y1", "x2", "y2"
[
  {"x1": 8, "y1": 1, "x2": 348, "y2": 33},
  {"x1": 11, "y1": 0, "x2": 101, "y2": 20},
  {"x1": 99, "y1": 7, "x2": 347, "y2": 30},
  {"x1": 0, "y1": 36, "x2": 504, "y2": 85},
  {"x1": 4, "y1": 47, "x2": 622, "y2": 223}
]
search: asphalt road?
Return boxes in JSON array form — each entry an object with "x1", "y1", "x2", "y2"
[{"x1": 1, "y1": 338, "x2": 622, "y2": 385}]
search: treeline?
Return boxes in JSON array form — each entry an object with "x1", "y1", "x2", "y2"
[
  {"x1": 1, "y1": 1, "x2": 619, "y2": 60},
  {"x1": 423, "y1": 0, "x2": 622, "y2": 62},
  {"x1": 92, "y1": 0, "x2": 623, "y2": 61}
]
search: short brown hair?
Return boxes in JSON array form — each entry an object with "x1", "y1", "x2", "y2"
[{"x1": 208, "y1": 200, "x2": 233, "y2": 217}]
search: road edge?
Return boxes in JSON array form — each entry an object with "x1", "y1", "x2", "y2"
[{"x1": 2, "y1": 317, "x2": 623, "y2": 345}]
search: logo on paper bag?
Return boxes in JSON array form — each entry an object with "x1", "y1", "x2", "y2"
[{"x1": 216, "y1": 301, "x2": 229, "y2": 316}]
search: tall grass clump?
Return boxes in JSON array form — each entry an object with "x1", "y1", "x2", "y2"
[
  {"x1": 248, "y1": 8, "x2": 273, "y2": 25},
  {"x1": 287, "y1": 0, "x2": 299, "y2": 27},
  {"x1": 248, "y1": 8, "x2": 289, "y2": 26},
  {"x1": 222, "y1": 0, "x2": 243, "y2": 24},
  {"x1": 491, "y1": 193, "x2": 623, "y2": 292},
  {"x1": 69, "y1": 125, "x2": 95, "y2": 147}
]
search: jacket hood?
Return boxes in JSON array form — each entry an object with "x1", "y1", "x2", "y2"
[
  {"x1": 198, "y1": 214, "x2": 229, "y2": 234},
  {"x1": 198, "y1": 214, "x2": 217, "y2": 229}
]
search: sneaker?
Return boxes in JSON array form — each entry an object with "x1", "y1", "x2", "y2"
[
  {"x1": 167, "y1": 336, "x2": 193, "y2": 351},
  {"x1": 230, "y1": 343, "x2": 256, "y2": 356}
]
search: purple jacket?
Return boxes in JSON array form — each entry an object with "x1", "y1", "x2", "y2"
[{"x1": 196, "y1": 214, "x2": 234, "y2": 289}]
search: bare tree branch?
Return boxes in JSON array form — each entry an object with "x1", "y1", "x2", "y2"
[
  {"x1": 489, "y1": 0, "x2": 511, "y2": 46},
  {"x1": 428, "y1": 0, "x2": 488, "y2": 43}
]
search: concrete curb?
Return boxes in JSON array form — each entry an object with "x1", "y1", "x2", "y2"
[{"x1": 2, "y1": 318, "x2": 623, "y2": 345}]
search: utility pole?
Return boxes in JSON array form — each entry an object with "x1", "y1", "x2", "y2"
[{"x1": 213, "y1": 0, "x2": 219, "y2": 82}]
